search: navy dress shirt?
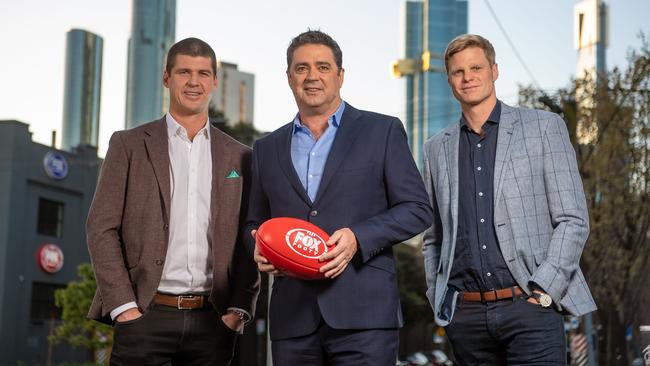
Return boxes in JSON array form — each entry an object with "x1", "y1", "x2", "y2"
[{"x1": 448, "y1": 101, "x2": 517, "y2": 292}]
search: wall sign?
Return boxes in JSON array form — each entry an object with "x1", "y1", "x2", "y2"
[
  {"x1": 43, "y1": 151, "x2": 68, "y2": 180},
  {"x1": 36, "y1": 244, "x2": 64, "y2": 273}
]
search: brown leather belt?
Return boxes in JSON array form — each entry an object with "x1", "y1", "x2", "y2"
[
  {"x1": 460, "y1": 286, "x2": 525, "y2": 303},
  {"x1": 153, "y1": 293, "x2": 210, "y2": 310}
]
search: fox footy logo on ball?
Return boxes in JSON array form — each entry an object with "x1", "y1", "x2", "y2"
[{"x1": 285, "y1": 229, "x2": 327, "y2": 259}]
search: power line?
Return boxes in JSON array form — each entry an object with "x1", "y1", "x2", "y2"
[{"x1": 483, "y1": 0, "x2": 542, "y2": 90}]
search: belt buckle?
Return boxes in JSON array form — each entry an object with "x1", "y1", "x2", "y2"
[{"x1": 177, "y1": 295, "x2": 196, "y2": 310}]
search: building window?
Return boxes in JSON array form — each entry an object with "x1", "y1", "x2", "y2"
[
  {"x1": 37, "y1": 198, "x2": 64, "y2": 237},
  {"x1": 30, "y1": 282, "x2": 65, "y2": 324}
]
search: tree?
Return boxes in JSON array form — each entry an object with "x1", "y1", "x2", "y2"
[
  {"x1": 50, "y1": 263, "x2": 112, "y2": 362},
  {"x1": 518, "y1": 35, "x2": 650, "y2": 365}
]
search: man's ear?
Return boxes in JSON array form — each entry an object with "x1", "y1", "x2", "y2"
[{"x1": 163, "y1": 70, "x2": 169, "y2": 88}]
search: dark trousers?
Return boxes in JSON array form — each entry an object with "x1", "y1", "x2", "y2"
[
  {"x1": 110, "y1": 304, "x2": 238, "y2": 366},
  {"x1": 271, "y1": 320, "x2": 398, "y2": 366},
  {"x1": 445, "y1": 297, "x2": 565, "y2": 366}
]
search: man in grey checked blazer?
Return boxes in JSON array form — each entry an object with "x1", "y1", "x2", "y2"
[{"x1": 422, "y1": 34, "x2": 596, "y2": 365}]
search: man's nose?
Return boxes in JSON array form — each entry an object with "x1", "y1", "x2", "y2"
[
  {"x1": 187, "y1": 73, "x2": 199, "y2": 85},
  {"x1": 306, "y1": 67, "x2": 319, "y2": 80}
]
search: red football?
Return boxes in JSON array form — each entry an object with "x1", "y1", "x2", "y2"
[{"x1": 256, "y1": 217, "x2": 333, "y2": 280}]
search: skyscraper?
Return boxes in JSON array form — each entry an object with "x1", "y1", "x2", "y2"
[
  {"x1": 209, "y1": 61, "x2": 255, "y2": 126},
  {"x1": 394, "y1": 0, "x2": 467, "y2": 168},
  {"x1": 574, "y1": 0, "x2": 608, "y2": 144},
  {"x1": 61, "y1": 29, "x2": 103, "y2": 151},
  {"x1": 125, "y1": 0, "x2": 176, "y2": 129}
]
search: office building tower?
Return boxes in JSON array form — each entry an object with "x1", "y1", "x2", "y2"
[
  {"x1": 61, "y1": 29, "x2": 103, "y2": 150},
  {"x1": 574, "y1": 0, "x2": 608, "y2": 143},
  {"x1": 394, "y1": 0, "x2": 467, "y2": 168},
  {"x1": 125, "y1": 0, "x2": 176, "y2": 129},
  {"x1": 209, "y1": 61, "x2": 255, "y2": 126}
]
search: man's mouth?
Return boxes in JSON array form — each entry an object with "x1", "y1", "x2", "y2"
[{"x1": 184, "y1": 91, "x2": 202, "y2": 98}]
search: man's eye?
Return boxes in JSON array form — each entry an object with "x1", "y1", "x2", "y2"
[
  {"x1": 472, "y1": 66, "x2": 482, "y2": 72},
  {"x1": 295, "y1": 66, "x2": 308, "y2": 73},
  {"x1": 318, "y1": 65, "x2": 330, "y2": 72}
]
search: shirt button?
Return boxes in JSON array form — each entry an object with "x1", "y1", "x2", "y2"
[
  {"x1": 477, "y1": 143, "x2": 482, "y2": 148},
  {"x1": 477, "y1": 166, "x2": 482, "y2": 171},
  {"x1": 163, "y1": 224, "x2": 169, "y2": 231},
  {"x1": 480, "y1": 218, "x2": 485, "y2": 223},
  {"x1": 311, "y1": 152, "x2": 315, "y2": 156},
  {"x1": 310, "y1": 210, "x2": 318, "y2": 217},
  {"x1": 309, "y1": 174, "x2": 313, "y2": 178},
  {"x1": 486, "y1": 272, "x2": 492, "y2": 277},
  {"x1": 478, "y1": 192, "x2": 484, "y2": 197},
  {"x1": 155, "y1": 259, "x2": 164, "y2": 266},
  {"x1": 482, "y1": 245, "x2": 487, "y2": 250}
]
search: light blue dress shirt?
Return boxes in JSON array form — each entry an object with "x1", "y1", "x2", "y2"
[{"x1": 290, "y1": 101, "x2": 346, "y2": 202}]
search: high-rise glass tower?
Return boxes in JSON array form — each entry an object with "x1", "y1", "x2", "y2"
[
  {"x1": 394, "y1": 0, "x2": 467, "y2": 168},
  {"x1": 61, "y1": 29, "x2": 103, "y2": 151},
  {"x1": 125, "y1": 0, "x2": 176, "y2": 129}
]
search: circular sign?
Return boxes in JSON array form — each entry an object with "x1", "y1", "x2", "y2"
[
  {"x1": 36, "y1": 244, "x2": 64, "y2": 273},
  {"x1": 43, "y1": 151, "x2": 68, "y2": 180}
]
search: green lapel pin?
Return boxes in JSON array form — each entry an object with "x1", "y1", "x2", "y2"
[{"x1": 226, "y1": 170, "x2": 240, "y2": 178}]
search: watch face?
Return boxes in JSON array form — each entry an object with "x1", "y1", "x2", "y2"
[{"x1": 539, "y1": 294, "x2": 553, "y2": 307}]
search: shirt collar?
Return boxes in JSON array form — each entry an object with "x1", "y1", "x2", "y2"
[
  {"x1": 293, "y1": 100, "x2": 346, "y2": 134},
  {"x1": 460, "y1": 99, "x2": 502, "y2": 130},
  {"x1": 166, "y1": 113, "x2": 211, "y2": 140}
]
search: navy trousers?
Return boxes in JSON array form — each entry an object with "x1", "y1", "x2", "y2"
[
  {"x1": 445, "y1": 297, "x2": 566, "y2": 365},
  {"x1": 271, "y1": 319, "x2": 399, "y2": 366}
]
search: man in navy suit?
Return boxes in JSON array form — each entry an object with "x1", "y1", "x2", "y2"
[{"x1": 244, "y1": 30, "x2": 433, "y2": 365}]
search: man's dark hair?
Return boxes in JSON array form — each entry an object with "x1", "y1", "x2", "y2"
[
  {"x1": 286, "y1": 30, "x2": 343, "y2": 73},
  {"x1": 166, "y1": 37, "x2": 217, "y2": 76}
]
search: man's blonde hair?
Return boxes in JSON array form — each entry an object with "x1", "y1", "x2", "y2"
[{"x1": 444, "y1": 34, "x2": 496, "y2": 74}]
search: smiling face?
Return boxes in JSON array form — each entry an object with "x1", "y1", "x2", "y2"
[
  {"x1": 163, "y1": 54, "x2": 217, "y2": 119},
  {"x1": 287, "y1": 43, "x2": 344, "y2": 116},
  {"x1": 447, "y1": 46, "x2": 499, "y2": 109}
]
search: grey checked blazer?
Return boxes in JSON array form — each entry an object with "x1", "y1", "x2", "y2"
[{"x1": 422, "y1": 102, "x2": 596, "y2": 326}]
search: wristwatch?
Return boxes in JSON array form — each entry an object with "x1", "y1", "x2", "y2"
[
  {"x1": 227, "y1": 309, "x2": 249, "y2": 323},
  {"x1": 530, "y1": 292, "x2": 553, "y2": 308}
]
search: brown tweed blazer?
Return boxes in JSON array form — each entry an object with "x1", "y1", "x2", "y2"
[{"x1": 86, "y1": 118, "x2": 259, "y2": 324}]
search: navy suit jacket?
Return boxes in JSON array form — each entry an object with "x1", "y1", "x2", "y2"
[{"x1": 245, "y1": 103, "x2": 433, "y2": 340}]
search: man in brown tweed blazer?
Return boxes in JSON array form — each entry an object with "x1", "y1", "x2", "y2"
[{"x1": 87, "y1": 37, "x2": 259, "y2": 365}]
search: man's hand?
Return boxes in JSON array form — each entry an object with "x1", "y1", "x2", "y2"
[
  {"x1": 318, "y1": 228, "x2": 358, "y2": 278},
  {"x1": 527, "y1": 289, "x2": 545, "y2": 304},
  {"x1": 115, "y1": 308, "x2": 142, "y2": 323},
  {"x1": 251, "y1": 230, "x2": 284, "y2": 276},
  {"x1": 221, "y1": 312, "x2": 245, "y2": 333}
]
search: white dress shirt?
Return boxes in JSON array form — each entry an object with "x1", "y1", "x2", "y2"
[{"x1": 158, "y1": 113, "x2": 213, "y2": 293}]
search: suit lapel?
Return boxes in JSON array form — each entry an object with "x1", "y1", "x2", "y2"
[
  {"x1": 144, "y1": 118, "x2": 171, "y2": 223},
  {"x1": 443, "y1": 126, "x2": 460, "y2": 260},
  {"x1": 277, "y1": 123, "x2": 312, "y2": 205},
  {"x1": 313, "y1": 105, "x2": 363, "y2": 205},
  {"x1": 209, "y1": 127, "x2": 239, "y2": 269},
  {"x1": 493, "y1": 103, "x2": 520, "y2": 206}
]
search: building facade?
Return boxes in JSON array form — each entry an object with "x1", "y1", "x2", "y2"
[
  {"x1": 394, "y1": 0, "x2": 467, "y2": 168},
  {"x1": 0, "y1": 120, "x2": 101, "y2": 365},
  {"x1": 125, "y1": 0, "x2": 176, "y2": 129},
  {"x1": 574, "y1": 0, "x2": 608, "y2": 144},
  {"x1": 209, "y1": 61, "x2": 255, "y2": 126},
  {"x1": 61, "y1": 29, "x2": 103, "y2": 151}
]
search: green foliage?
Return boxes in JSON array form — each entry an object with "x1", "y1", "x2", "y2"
[
  {"x1": 518, "y1": 34, "x2": 650, "y2": 365},
  {"x1": 395, "y1": 242, "x2": 434, "y2": 325},
  {"x1": 209, "y1": 105, "x2": 264, "y2": 147},
  {"x1": 50, "y1": 263, "x2": 112, "y2": 353}
]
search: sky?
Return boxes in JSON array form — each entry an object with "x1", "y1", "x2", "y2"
[{"x1": 1, "y1": 0, "x2": 648, "y2": 156}]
